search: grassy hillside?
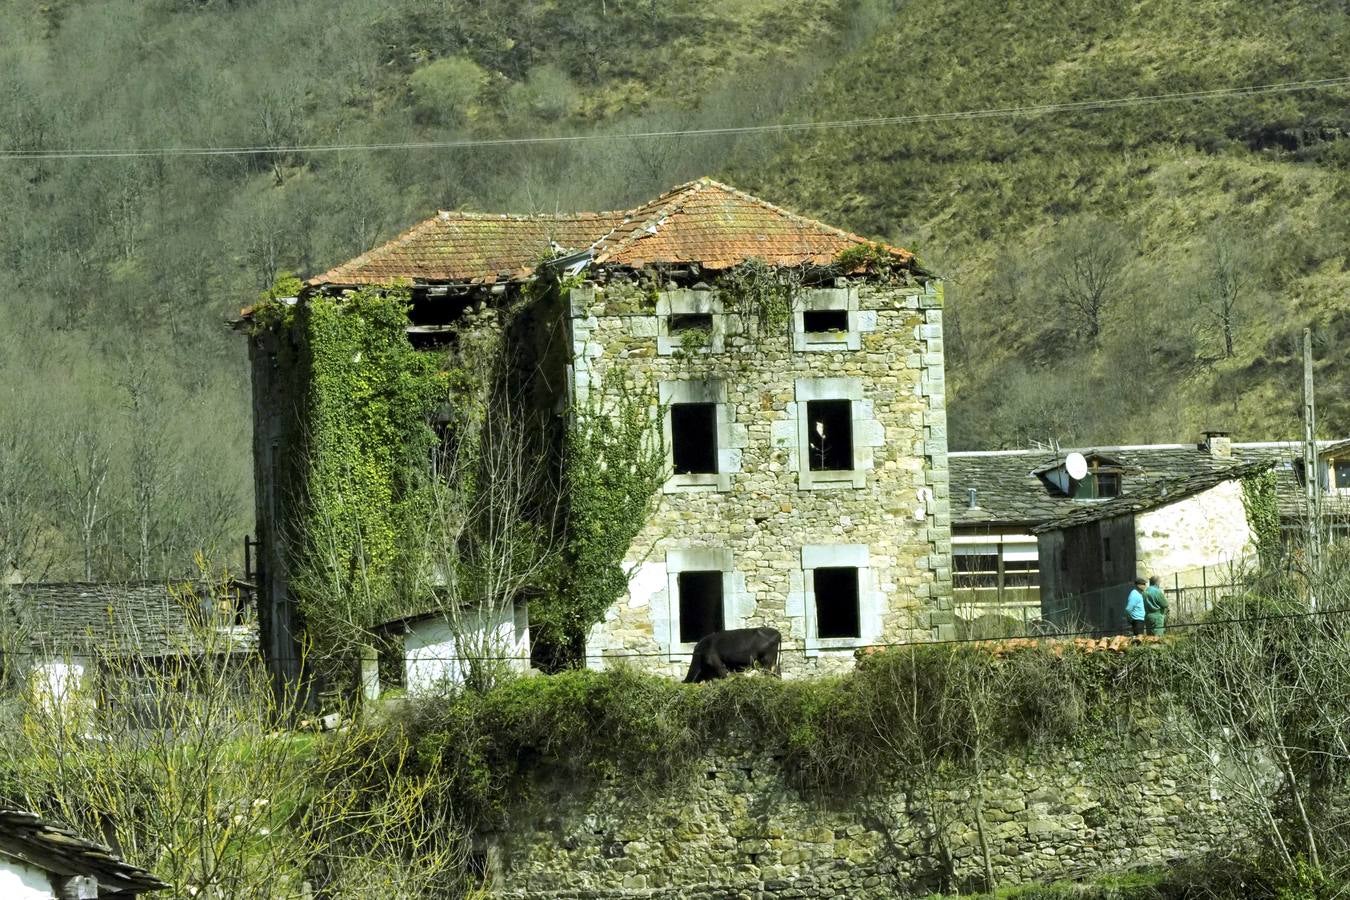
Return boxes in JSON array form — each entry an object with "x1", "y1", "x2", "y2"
[
  {"x1": 1, "y1": 0, "x2": 1347, "y2": 576},
  {"x1": 729, "y1": 0, "x2": 1350, "y2": 448}
]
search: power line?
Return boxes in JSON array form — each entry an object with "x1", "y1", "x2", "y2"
[{"x1": 3, "y1": 75, "x2": 1349, "y2": 161}]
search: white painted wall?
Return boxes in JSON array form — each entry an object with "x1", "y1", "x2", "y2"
[
  {"x1": 29, "y1": 656, "x2": 90, "y2": 713},
  {"x1": 403, "y1": 604, "x2": 530, "y2": 695},
  {"x1": 0, "y1": 852, "x2": 57, "y2": 900},
  {"x1": 1135, "y1": 480, "x2": 1255, "y2": 587}
]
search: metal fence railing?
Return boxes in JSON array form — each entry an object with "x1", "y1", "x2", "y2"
[{"x1": 954, "y1": 559, "x2": 1254, "y2": 640}]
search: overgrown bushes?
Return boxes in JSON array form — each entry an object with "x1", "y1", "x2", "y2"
[{"x1": 395, "y1": 642, "x2": 1154, "y2": 831}]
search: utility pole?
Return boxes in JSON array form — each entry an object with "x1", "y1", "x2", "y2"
[{"x1": 1303, "y1": 328, "x2": 1322, "y2": 608}]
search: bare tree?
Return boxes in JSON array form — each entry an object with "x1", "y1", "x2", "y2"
[
  {"x1": 1048, "y1": 217, "x2": 1131, "y2": 344},
  {"x1": 55, "y1": 424, "x2": 114, "y2": 581},
  {"x1": 1202, "y1": 224, "x2": 1250, "y2": 358}
]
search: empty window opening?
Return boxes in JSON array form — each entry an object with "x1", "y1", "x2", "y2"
[
  {"x1": 1335, "y1": 460, "x2": 1350, "y2": 490},
  {"x1": 814, "y1": 567, "x2": 860, "y2": 639},
  {"x1": 807, "y1": 400, "x2": 853, "y2": 471},
  {"x1": 669, "y1": 313, "x2": 713, "y2": 333},
  {"x1": 803, "y1": 310, "x2": 848, "y2": 333},
  {"x1": 671, "y1": 403, "x2": 718, "y2": 474},
  {"x1": 678, "y1": 571, "x2": 724, "y2": 643}
]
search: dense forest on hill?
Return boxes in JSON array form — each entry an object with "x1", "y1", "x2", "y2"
[{"x1": 1, "y1": 0, "x2": 1347, "y2": 579}]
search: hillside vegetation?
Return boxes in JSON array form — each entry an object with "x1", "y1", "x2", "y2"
[
  {"x1": 733, "y1": 0, "x2": 1350, "y2": 447},
  {"x1": 0, "y1": 0, "x2": 1347, "y2": 577}
]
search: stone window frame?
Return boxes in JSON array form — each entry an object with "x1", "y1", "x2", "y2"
[
  {"x1": 792, "y1": 286, "x2": 875, "y2": 352},
  {"x1": 657, "y1": 289, "x2": 725, "y2": 356},
  {"x1": 662, "y1": 548, "x2": 748, "y2": 663},
  {"x1": 799, "y1": 544, "x2": 881, "y2": 655},
  {"x1": 659, "y1": 379, "x2": 740, "y2": 492},
  {"x1": 792, "y1": 377, "x2": 882, "y2": 490}
]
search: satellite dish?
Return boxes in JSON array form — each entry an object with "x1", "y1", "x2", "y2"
[{"x1": 1065, "y1": 452, "x2": 1089, "y2": 480}]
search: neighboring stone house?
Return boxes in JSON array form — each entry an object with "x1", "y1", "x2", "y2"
[
  {"x1": 0, "y1": 809, "x2": 165, "y2": 898},
  {"x1": 949, "y1": 434, "x2": 1349, "y2": 633},
  {"x1": 247, "y1": 178, "x2": 951, "y2": 684},
  {"x1": 6, "y1": 581, "x2": 257, "y2": 711},
  {"x1": 1030, "y1": 460, "x2": 1271, "y2": 633}
]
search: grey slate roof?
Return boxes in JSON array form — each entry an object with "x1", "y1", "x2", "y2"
[
  {"x1": 1029, "y1": 460, "x2": 1275, "y2": 534},
  {"x1": 0, "y1": 808, "x2": 167, "y2": 895},
  {"x1": 951, "y1": 441, "x2": 1350, "y2": 530},
  {"x1": 8, "y1": 582, "x2": 257, "y2": 658}
]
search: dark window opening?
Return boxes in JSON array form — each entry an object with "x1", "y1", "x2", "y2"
[
  {"x1": 1335, "y1": 461, "x2": 1350, "y2": 490},
  {"x1": 671, "y1": 403, "x2": 718, "y2": 474},
  {"x1": 678, "y1": 571, "x2": 724, "y2": 643},
  {"x1": 814, "y1": 567, "x2": 860, "y2": 639},
  {"x1": 669, "y1": 313, "x2": 713, "y2": 333},
  {"x1": 1072, "y1": 470, "x2": 1122, "y2": 499},
  {"x1": 807, "y1": 399, "x2": 853, "y2": 471},
  {"x1": 803, "y1": 310, "x2": 848, "y2": 333}
]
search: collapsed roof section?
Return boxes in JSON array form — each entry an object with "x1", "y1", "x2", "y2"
[{"x1": 303, "y1": 178, "x2": 921, "y2": 291}]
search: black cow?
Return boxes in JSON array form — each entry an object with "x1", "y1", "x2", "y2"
[{"x1": 683, "y1": 627, "x2": 782, "y2": 683}]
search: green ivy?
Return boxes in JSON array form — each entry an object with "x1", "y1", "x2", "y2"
[
  {"x1": 1242, "y1": 468, "x2": 1282, "y2": 569},
  {"x1": 284, "y1": 288, "x2": 447, "y2": 660},
  {"x1": 536, "y1": 374, "x2": 666, "y2": 656},
  {"x1": 718, "y1": 258, "x2": 800, "y2": 344}
]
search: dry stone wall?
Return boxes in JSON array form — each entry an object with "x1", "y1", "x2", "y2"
[
  {"x1": 487, "y1": 732, "x2": 1250, "y2": 898},
  {"x1": 569, "y1": 278, "x2": 952, "y2": 677}
]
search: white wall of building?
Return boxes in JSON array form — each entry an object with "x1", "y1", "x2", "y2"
[
  {"x1": 29, "y1": 656, "x2": 90, "y2": 713},
  {"x1": 1135, "y1": 480, "x2": 1255, "y2": 587},
  {"x1": 0, "y1": 853, "x2": 57, "y2": 900},
  {"x1": 403, "y1": 604, "x2": 530, "y2": 695}
]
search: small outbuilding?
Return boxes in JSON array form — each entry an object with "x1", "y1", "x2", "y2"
[
  {"x1": 1030, "y1": 460, "x2": 1272, "y2": 633},
  {"x1": 0, "y1": 809, "x2": 166, "y2": 898}
]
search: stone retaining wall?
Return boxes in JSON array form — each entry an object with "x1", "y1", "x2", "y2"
[{"x1": 487, "y1": 732, "x2": 1251, "y2": 898}]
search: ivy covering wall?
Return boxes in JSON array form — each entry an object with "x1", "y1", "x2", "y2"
[{"x1": 253, "y1": 280, "x2": 663, "y2": 668}]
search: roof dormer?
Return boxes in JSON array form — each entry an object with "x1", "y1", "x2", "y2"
[{"x1": 1034, "y1": 452, "x2": 1125, "y2": 500}]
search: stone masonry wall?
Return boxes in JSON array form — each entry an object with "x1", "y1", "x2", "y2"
[
  {"x1": 487, "y1": 732, "x2": 1251, "y2": 898},
  {"x1": 569, "y1": 278, "x2": 952, "y2": 677},
  {"x1": 1135, "y1": 481, "x2": 1255, "y2": 588}
]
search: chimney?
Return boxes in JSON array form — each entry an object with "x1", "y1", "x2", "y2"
[{"x1": 1202, "y1": 430, "x2": 1232, "y2": 459}]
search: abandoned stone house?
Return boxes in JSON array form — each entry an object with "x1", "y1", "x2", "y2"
[
  {"x1": 246, "y1": 178, "x2": 952, "y2": 686},
  {"x1": 948, "y1": 435, "x2": 1350, "y2": 635}
]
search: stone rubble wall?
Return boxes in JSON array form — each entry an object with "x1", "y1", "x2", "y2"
[
  {"x1": 570, "y1": 278, "x2": 952, "y2": 678},
  {"x1": 488, "y1": 733, "x2": 1251, "y2": 898}
]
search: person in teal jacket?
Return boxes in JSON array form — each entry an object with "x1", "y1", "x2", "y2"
[
  {"x1": 1144, "y1": 575, "x2": 1169, "y2": 636},
  {"x1": 1125, "y1": 578, "x2": 1147, "y2": 636}
]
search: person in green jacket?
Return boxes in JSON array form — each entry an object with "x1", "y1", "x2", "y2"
[{"x1": 1144, "y1": 575, "x2": 1169, "y2": 636}]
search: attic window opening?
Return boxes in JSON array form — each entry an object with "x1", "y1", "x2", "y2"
[
  {"x1": 1334, "y1": 460, "x2": 1350, "y2": 490},
  {"x1": 1074, "y1": 469, "x2": 1121, "y2": 499},
  {"x1": 814, "y1": 567, "x2": 861, "y2": 639},
  {"x1": 671, "y1": 403, "x2": 718, "y2": 475},
  {"x1": 807, "y1": 400, "x2": 853, "y2": 471},
  {"x1": 678, "y1": 571, "x2": 724, "y2": 644},
  {"x1": 803, "y1": 310, "x2": 848, "y2": 333},
  {"x1": 669, "y1": 313, "x2": 713, "y2": 333}
]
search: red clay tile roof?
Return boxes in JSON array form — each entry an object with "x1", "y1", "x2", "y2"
[
  {"x1": 306, "y1": 178, "x2": 915, "y2": 289},
  {"x1": 308, "y1": 211, "x2": 630, "y2": 287},
  {"x1": 592, "y1": 179, "x2": 914, "y2": 270}
]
